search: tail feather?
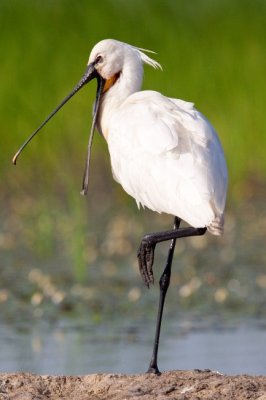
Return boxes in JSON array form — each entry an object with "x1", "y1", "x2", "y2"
[{"x1": 207, "y1": 214, "x2": 224, "y2": 236}]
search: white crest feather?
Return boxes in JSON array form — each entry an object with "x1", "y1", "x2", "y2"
[{"x1": 133, "y1": 46, "x2": 162, "y2": 70}]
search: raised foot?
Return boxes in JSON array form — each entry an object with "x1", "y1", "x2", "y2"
[{"x1": 137, "y1": 238, "x2": 155, "y2": 287}]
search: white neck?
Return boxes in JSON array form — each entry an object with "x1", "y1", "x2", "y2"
[{"x1": 97, "y1": 59, "x2": 143, "y2": 140}]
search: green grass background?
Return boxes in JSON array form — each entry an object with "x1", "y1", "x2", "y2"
[
  {"x1": 2, "y1": 0, "x2": 266, "y2": 195},
  {"x1": 1, "y1": 0, "x2": 266, "y2": 286}
]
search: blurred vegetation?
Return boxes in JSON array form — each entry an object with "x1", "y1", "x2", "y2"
[
  {"x1": 1, "y1": 0, "x2": 266, "y2": 322},
  {"x1": 2, "y1": 0, "x2": 266, "y2": 196}
]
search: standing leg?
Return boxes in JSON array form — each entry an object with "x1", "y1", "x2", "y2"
[
  {"x1": 137, "y1": 219, "x2": 206, "y2": 374},
  {"x1": 147, "y1": 216, "x2": 180, "y2": 374}
]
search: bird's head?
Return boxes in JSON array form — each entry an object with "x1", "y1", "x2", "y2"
[
  {"x1": 88, "y1": 39, "x2": 125, "y2": 80},
  {"x1": 12, "y1": 39, "x2": 161, "y2": 195},
  {"x1": 87, "y1": 39, "x2": 161, "y2": 94}
]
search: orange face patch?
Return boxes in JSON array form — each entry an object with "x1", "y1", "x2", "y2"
[{"x1": 103, "y1": 73, "x2": 120, "y2": 93}]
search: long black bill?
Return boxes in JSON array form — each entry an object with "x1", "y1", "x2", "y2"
[
  {"x1": 80, "y1": 75, "x2": 104, "y2": 195},
  {"x1": 12, "y1": 62, "x2": 105, "y2": 195}
]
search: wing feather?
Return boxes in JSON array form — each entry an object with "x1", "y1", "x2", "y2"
[{"x1": 107, "y1": 90, "x2": 227, "y2": 229}]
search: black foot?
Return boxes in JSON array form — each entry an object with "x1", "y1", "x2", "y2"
[
  {"x1": 146, "y1": 365, "x2": 161, "y2": 375},
  {"x1": 137, "y1": 238, "x2": 155, "y2": 287}
]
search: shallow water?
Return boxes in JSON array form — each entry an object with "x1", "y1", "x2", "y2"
[{"x1": 1, "y1": 318, "x2": 265, "y2": 376}]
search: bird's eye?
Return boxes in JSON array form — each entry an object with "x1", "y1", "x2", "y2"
[{"x1": 95, "y1": 55, "x2": 103, "y2": 64}]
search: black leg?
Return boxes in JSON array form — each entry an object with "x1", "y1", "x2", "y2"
[
  {"x1": 147, "y1": 216, "x2": 180, "y2": 374},
  {"x1": 137, "y1": 218, "x2": 207, "y2": 374},
  {"x1": 137, "y1": 221, "x2": 206, "y2": 288}
]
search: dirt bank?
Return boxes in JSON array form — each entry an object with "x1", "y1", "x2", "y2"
[{"x1": 1, "y1": 369, "x2": 266, "y2": 400}]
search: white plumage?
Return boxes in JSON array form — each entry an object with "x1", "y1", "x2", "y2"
[
  {"x1": 88, "y1": 39, "x2": 227, "y2": 234},
  {"x1": 12, "y1": 38, "x2": 228, "y2": 375}
]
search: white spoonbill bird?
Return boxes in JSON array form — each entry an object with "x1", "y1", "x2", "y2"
[{"x1": 13, "y1": 39, "x2": 228, "y2": 374}]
